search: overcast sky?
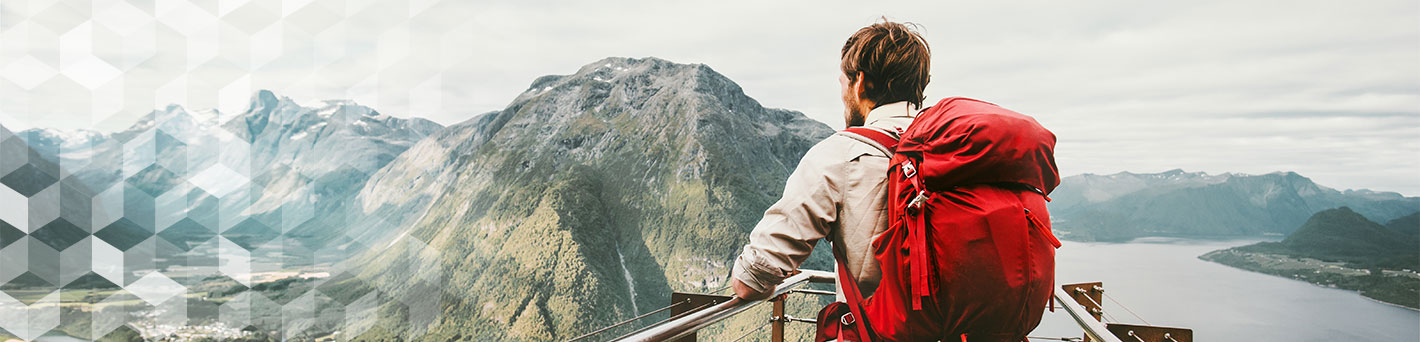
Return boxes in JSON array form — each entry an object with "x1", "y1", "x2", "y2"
[{"x1": 1, "y1": 0, "x2": 1417, "y2": 195}]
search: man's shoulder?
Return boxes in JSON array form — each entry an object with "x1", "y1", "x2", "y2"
[
  {"x1": 809, "y1": 131, "x2": 872, "y2": 154},
  {"x1": 800, "y1": 130, "x2": 888, "y2": 166}
]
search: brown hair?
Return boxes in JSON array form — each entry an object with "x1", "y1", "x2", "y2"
[{"x1": 840, "y1": 19, "x2": 931, "y2": 108}]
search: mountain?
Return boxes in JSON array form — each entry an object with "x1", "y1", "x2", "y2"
[
  {"x1": 1, "y1": 122, "x2": 102, "y2": 304},
  {"x1": 13, "y1": 91, "x2": 442, "y2": 284},
  {"x1": 212, "y1": 90, "x2": 443, "y2": 251},
  {"x1": 1049, "y1": 170, "x2": 1420, "y2": 241},
  {"x1": 1385, "y1": 212, "x2": 1420, "y2": 237},
  {"x1": 1284, "y1": 207, "x2": 1417, "y2": 258},
  {"x1": 332, "y1": 57, "x2": 834, "y2": 341},
  {"x1": 1201, "y1": 207, "x2": 1420, "y2": 308}
]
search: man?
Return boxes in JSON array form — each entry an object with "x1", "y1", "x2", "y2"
[{"x1": 730, "y1": 20, "x2": 930, "y2": 302}]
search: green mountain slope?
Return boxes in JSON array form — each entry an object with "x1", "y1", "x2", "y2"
[
  {"x1": 337, "y1": 57, "x2": 834, "y2": 340},
  {"x1": 1385, "y1": 212, "x2": 1420, "y2": 237},
  {"x1": 1284, "y1": 207, "x2": 1416, "y2": 259}
]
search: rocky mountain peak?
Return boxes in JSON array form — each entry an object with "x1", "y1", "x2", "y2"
[
  {"x1": 249, "y1": 89, "x2": 283, "y2": 115},
  {"x1": 509, "y1": 57, "x2": 757, "y2": 122},
  {"x1": 344, "y1": 57, "x2": 832, "y2": 340},
  {"x1": 477, "y1": 57, "x2": 827, "y2": 181},
  {"x1": 221, "y1": 89, "x2": 439, "y2": 145}
]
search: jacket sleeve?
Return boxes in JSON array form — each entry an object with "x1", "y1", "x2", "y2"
[{"x1": 730, "y1": 139, "x2": 846, "y2": 293}]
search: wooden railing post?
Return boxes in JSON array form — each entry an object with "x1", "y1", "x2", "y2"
[
  {"x1": 770, "y1": 293, "x2": 786, "y2": 342},
  {"x1": 668, "y1": 292, "x2": 732, "y2": 342},
  {"x1": 1063, "y1": 282, "x2": 1106, "y2": 342},
  {"x1": 1060, "y1": 282, "x2": 1193, "y2": 342}
]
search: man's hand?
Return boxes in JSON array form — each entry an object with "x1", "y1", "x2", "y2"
[{"x1": 732, "y1": 277, "x2": 773, "y2": 301}]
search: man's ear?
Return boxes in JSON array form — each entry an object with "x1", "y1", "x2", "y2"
[{"x1": 853, "y1": 71, "x2": 870, "y2": 99}]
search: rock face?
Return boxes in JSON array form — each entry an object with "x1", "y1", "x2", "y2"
[
  {"x1": 1049, "y1": 170, "x2": 1420, "y2": 241},
  {"x1": 342, "y1": 57, "x2": 833, "y2": 340}
]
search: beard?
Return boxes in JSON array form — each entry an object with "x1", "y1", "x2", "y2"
[
  {"x1": 842, "y1": 96, "x2": 867, "y2": 127},
  {"x1": 844, "y1": 108, "x2": 866, "y2": 127}
]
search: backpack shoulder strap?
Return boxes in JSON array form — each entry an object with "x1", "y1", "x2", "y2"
[
  {"x1": 840, "y1": 127, "x2": 899, "y2": 155},
  {"x1": 832, "y1": 242, "x2": 875, "y2": 341}
]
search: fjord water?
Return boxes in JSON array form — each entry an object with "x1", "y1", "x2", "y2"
[{"x1": 1029, "y1": 238, "x2": 1419, "y2": 341}]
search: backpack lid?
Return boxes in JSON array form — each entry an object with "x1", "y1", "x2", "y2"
[{"x1": 897, "y1": 97, "x2": 1060, "y2": 194}]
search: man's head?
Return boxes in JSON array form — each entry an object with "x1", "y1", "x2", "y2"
[{"x1": 839, "y1": 20, "x2": 931, "y2": 127}]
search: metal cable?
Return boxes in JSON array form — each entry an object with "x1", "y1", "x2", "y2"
[
  {"x1": 782, "y1": 314, "x2": 818, "y2": 324},
  {"x1": 1103, "y1": 311, "x2": 1122, "y2": 323},
  {"x1": 728, "y1": 317, "x2": 774, "y2": 342},
  {"x1": 1075, "y1": 292, "x2": 1104, "y2": 309},
  {"x1": 568, "y1": 300, "x2": 688, "y2": 342},
  {"x1": 1027, "y1": 337, "x2": 1084, "y2": 342},
  {"x1": 789, "y1": 288, "x2": 836, "y2": 297},
  {"x1": 1103, "y1": 293, "x2": 1152, "y2": 325},
  {"x1": 1072, "y1": 292, "x2": 1122, "y2": 323},
  {"x1": 609, "y1": 300, "x2": 718, "y2": 340}
]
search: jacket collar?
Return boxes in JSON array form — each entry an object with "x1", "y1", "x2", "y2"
[{"x1": 865, "y1": 101, "x2": 918, "y2": 126}]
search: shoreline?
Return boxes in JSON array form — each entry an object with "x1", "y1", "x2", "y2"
[
  {"x1": 1199, "y1": 249, "x2": 1420, "y2": 310},
  {"x1": 1358, "y1": 292, "x2": 1420, "y2": 312}
]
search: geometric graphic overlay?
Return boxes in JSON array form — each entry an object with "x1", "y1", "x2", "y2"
[
  {"x1": 125, "y1": 272, "x2": 184, "y2": 307},
  {"x1": 0, "y1": 0, "x2": 484, "y2": 339}
]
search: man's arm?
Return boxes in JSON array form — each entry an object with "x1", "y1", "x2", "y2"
[
  {"x1": 730, "y1": 140, "x2": 845, "y2": 299},
  {"x1": 732, "y1": 275, "x2": 773, "y2": 300}
]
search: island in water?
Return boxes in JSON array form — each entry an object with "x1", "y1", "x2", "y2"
[{"x1": 1201, "y1": 207, "x2": 1420, "y2": 309}]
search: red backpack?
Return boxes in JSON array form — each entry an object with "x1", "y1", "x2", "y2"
[{"x1": 817, "y1": 97, "x2": 1062, "y2": 342}]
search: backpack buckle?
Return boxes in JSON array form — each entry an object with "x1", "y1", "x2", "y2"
[
  {"x1": 901, "y1": 160, "x2": 917, "y2": 179},
  {"x1": 907, "y1": 191, "x2": 929, "y2": 212},
  {"x1": 840, "y1": 312, "x2": 856, "y2": 325}
]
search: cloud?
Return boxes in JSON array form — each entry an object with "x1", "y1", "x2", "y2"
[{"x1": 0, "y1": 0, "x2": 1416, "y2": 194}]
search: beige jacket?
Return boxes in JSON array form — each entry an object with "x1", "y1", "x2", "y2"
[{"x1": 731, "y1": 101, "x2": 917, "y2": 298}]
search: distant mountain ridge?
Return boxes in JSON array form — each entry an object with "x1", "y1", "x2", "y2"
[
  {"x1": 10, "y1": 90, "x2": 442, "y2": 285},
  {"x1": 20, "y1": 90, "x2": 441, "y2": 188},
  {"x1": 1049, "y1": 169, "x2": 1420, "y2": 241}
]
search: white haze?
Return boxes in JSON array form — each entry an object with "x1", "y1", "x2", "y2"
[{"x1": 0, "y1": 0, "x2": 1416, "y2": 194}]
